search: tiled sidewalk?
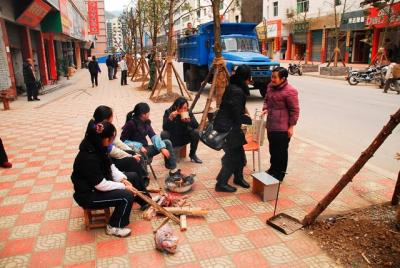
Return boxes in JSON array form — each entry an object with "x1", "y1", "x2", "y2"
[{"x1": 0, "y1": 67, "x2": 395, "y2": 267}]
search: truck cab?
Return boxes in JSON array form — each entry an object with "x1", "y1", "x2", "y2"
[{"x1": 178, "y1": 22, "x2": 279, "y2": 97}]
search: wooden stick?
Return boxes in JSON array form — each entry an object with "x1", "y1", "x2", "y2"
[
  {"x1": 172, "y1": 64, "x2": 193, "y2": 100},
  {"x1": 161, "y1": 206, "x2": 209, "y2": 216},
  {"x1": 180, "y1": 215, "x2": 187, "y2": 231},
  {"x1": 391, "y1": 170, "x2": 400, "y2": 205},
  {"x1": 190, "y1": 66, "x2": 214, "y2": 111},
  {"x1": 132, "y1": 188, "x2": 180, "y2": 224},
  {"x1": 150, "y1": 60, "x2": 167, "y2": 98},
  {"x1": 302, "y1": 108, "x2": 400, "y2": 226},
  {"x1": 153, "y1": 217, "x2": 170, "y2": 233},
  {"x1": 198, "y1": 68, "x2": 218, "y2": 130},
  {"x1": 361, "y1": 252, "x2": 371, "y2": 265}
]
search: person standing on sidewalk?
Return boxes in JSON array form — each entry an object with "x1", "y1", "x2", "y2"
[
  {"x1": 383, "y1": 59, "x2": 400, "y2": 94},
  {"x1": 119, "y1": 55, "x2": 128, "y2": 86},
  {"x1": 262, "y1": 67, "x2": 299, "y2": 181},
  {"x1": 23, "y1": 58, "x2": 40, "y2": 101},
  {"x1": 106, "y1": 55, "x2": 114, "y2": 80},
  {"x1": 88, "y1": 56, "x2": 101, "y2": 87},
  {"x1": 0, "y1": 138, "x2": 12, "y2": 168},
  {"x1": 213, "y1": 65, "x2": 253, "y2": 192},
  {"x1": 113, "y1": 55, "x2": 118, "y2": 79}
]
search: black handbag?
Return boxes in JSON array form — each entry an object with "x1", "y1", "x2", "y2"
[{"x1": 199, "y1": 119, "x2": 230, "y2": 151}]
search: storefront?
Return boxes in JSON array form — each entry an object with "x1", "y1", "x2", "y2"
[
  {"x1": 256, "y1": 19, "x2": 282, "y2": 60},
  {"x1": 292, "y1": 22, "x2": 309, "y2": 61},
  {"x1": 341, "y1": 10, "x2": 370, "y2": 64},
  {"x1": 366, "y1": 2, "x2": 400, "y2": 62}
]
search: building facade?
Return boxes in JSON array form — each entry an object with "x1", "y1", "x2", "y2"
[
  {"x1": 86, "y1": 0, "x2": 106, "y2": 57},
  {"x1": 0, "y1": 0, "x2": 92, "y2": 98},
  {"x1": 261, "y1": 0, "x2": 400, "y2": 64}
]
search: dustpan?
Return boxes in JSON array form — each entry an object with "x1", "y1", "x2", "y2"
[{"x1": 265, "y1": 177, "x2": 303, "y2": 235}]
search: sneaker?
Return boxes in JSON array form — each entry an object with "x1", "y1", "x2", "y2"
[{"x1": 105, "y1": 224, "x2": 131, "y2": 237}]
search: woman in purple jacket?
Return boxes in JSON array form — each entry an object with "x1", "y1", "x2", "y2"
[{"x1": 262, "y1": 67, "x2": 300, "y2": 181}]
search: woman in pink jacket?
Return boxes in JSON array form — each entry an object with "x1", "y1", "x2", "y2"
[{"x1": 262, "y1": 67, "x2": 299, "y2": 181}]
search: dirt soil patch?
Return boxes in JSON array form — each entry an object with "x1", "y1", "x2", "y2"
[{"x1": 306, "y1": 203, "x2": 400, "y2": 267}]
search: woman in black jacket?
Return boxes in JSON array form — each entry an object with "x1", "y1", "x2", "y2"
[
  {"x1": 162, "y1": 97, "x2": 202, "y2": 163},
  {"x1": 88, "y1": 56, "x2": 101, "y2": 87},
  {"x1": 72, "y1": 121, "x2": 149, "y2": 237},
  {"x1": 213, "y1": 65, "x2": 252, "y2": 192}
]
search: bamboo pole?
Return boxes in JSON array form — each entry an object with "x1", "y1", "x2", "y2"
[{"x1": 302, "y1": 108, "x2": 400, "y2": 226}]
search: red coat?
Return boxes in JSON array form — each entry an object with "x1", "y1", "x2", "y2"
[{"x1": 262, "y1": 81, "x2": 300, "y2": 132}]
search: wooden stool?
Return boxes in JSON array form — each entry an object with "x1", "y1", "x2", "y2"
[
  {"x1": 251, "y1": 172, "x2": 280, "y2": 202},
  {"x1": 83, "y1": 208, "x2": 111, "y2": 230}
]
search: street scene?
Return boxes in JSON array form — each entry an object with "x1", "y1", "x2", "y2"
[{"x1": 0, "y1": 0, "x2": 399, "y2": 267}]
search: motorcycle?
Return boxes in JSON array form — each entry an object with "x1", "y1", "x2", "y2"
[
  {"x1": 288, "y1": 62, "x2": 302, "y2": 76},
  {"x1": 346, "y1": 65, "x2": 384, "y2": 86}
]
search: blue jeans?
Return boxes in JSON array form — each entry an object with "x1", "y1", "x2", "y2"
[{"x1": 145, "y1": 139, "x2": 177, "y2": 170}]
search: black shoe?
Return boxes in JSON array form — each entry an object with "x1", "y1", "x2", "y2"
[
  {"x1": 92, "y1": 83, "x2": 94, "y2": 88},
  {"x1": 28, "y1": 98, "x2": 33, "y2": 102},
  {"x1": 215, "y1": 184, "x2": 237, "y2": 193},
  {"x1": 189, "y1": 154, "x2": 202, "y2": 164},
  {"x1": 140, "y1": 203, "x2": 150, "y2": 211},
  {"x1": 33, "y1": 98, "x2": 40, "y2": 101},
  {"x1": 233, "y1": 179, "x2": 250, "y2": 189}
]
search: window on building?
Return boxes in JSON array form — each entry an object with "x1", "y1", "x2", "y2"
[
  {"x1": 220, "y1": 2, "x2": 223, "y2": 10},
  {"x1": 335, "y1": 0, "x2": 341, "y2": 5},
  {"x1": 273, "y1": 1, "x2": 278, "y2": 16},
  {"x1": 297, "y1": 0, "x2": 309, "y2": 13},
  {"x1": 235, "y1": 15, "x2": 239, "y2": 23},
  {"x1": 204, "y1": 8, "x2": 206, "y2": 16}
]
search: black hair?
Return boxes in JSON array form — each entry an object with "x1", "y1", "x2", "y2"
[
  {"x1": 229, "y1": 64, "x2": 252, "y2": 95},
  {"x1": 170, "y1": 97, "x2": 188, "y2": 111},
  {"x1": 92, "y1": 56, "x2": 96, "y2": 61},
  {"x1": 85, "y1": 120, "x2": 116, "y2": 180},
  {"x1": 272, "y1": 67, "x2": 289, "y2": 79},
  {"x1": 125, "y1": 102, "x2": 150, "y2": 123},
  {"x1": 93, "y1": 105, "x2": 113, "y2": 123},
  {"x1": 85, "y1": 105, "x2": 113, "y2": 136}
]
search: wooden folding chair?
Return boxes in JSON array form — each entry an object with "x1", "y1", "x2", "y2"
[{"x1": 243, "y1": 109, "x2": 266, "y2": 172}]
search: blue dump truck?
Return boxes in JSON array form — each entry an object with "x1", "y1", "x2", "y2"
[{"x1": 177, "y1": 22, "x2": 280, "y2": 97}]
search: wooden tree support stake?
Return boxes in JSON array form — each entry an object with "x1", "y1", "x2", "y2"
[
  {"x1": 153, "y1": 217, "x2": 170, "y2": 233},
  {"x1": 302, "y1": 108, "x2": 400, "y2": 226},
  {"x1": 180, "y1": 215, "x2": 187, "y2": 231},
  {"x1": 159, "y1": 206, "x2": 209, "y2": 216},
  {"x1": 133, "y1": 188, "x2": 180, "y2": 224}
]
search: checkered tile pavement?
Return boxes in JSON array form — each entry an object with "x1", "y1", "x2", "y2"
[{"x1": 0, "y1": 66, "x2": 395, "y2": 267}]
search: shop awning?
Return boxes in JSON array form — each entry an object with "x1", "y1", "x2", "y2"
[{"x1": 256, "y1": 20, "x2": 282, "y2": 41}]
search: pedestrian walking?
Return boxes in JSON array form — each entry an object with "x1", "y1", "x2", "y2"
[
  {"x1": 262, "y1": 67, "x2": 299, "y2": 181},
  {"x1": 23, "y1": 58, "x2": 40, "y2": 101},
  {"x1": 119, "y1": 55, "x2": 128, "y2": 86},
  {"x1": 113, "y1": 55, "x2": 118, "y2": 79},
  {"x1": 213, "y1": 65, "x2": 253, "y2": 192},
  {"x1": 383, "y1": 59, "x2": 400, "y2": 94},
  {"x1": 106, "y1": 55, "x2": 114, "y2": 80},
  {"x1": 147, "y1": 51, "x2": 156, "y2": 90},
  {"x1": 88, "y1": 56, "x2": 101, "y2": 87},
  {"x1": 0, "y1": 138, "x2": 12, "y2": 168}
]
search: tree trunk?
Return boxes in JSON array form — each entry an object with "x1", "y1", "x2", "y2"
[
  {"x1": 302, "y1": 108, "x2": 400, "y2": 226},
  {"x1": 212, "y1": 0, "x2": 222, "y2": 58},
  {"x1": 165, "y1": 0, "x2": 175, "y2": 94}
]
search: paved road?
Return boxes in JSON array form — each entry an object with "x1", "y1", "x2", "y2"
[{"x1": 175, "y1": 63, "x2": 399, "y2": 178}]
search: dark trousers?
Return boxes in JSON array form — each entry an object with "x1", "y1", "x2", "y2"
[
  {"x1": 121, "y1": 70, "x2": 128, "y2": 85},
  {"x1": 0, "y1": 138, "x2": 9, "y2": 164},
  {"x1": 216, "y1": 146, "x2": 246, "y2": 186},
  {"x1": 111, "y1": 156, "x2": 148, "y2": 179},
  {"x1": 107, "y1": 66, "x2": 114, "y2": 80},
  {"x1": 26, "y1": 83, "x2": 38, "y2": 100},
  {"x1": 113, "y1": 67, "x2": 118, "y2": 79},
  {"x1": 75, "y1": 172, "x2": 149, "y2": 228},
  {"x1": 146, "y1": 139, "x2": 177, "y2": 170},
  {"x1": 90, "y1": 73, "x2": 98, "y2": 86},
  {"x1": 384, "y1": 78, "x2": 400, "y2": 92},
  {"x1": 267, "y1": 131, "x2": 290, "y2": 181},
  {"x1": 161, "y1": 130, "x2": 200, "y2": 156}
]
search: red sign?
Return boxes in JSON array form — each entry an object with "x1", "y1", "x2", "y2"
[
  {"x1": 88, "y1": 1, "x2": 99, "y2": 34},
  {"x1": 366, "y1": 2, "x2": 400, "y2": 28},
  {"x1": 16, "y1": 0, "x2": 52, "y2": 28}
]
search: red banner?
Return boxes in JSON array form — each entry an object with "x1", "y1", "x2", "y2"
[
  {"x1": 366, "y1": 2, "x2": 400, "y2": 28},
  {"x1": 88, "y1": 1, "x2": 99, "y2": 34},
  {"x1": 16, "y1": 0, "x2": 52, "y2": 28}
]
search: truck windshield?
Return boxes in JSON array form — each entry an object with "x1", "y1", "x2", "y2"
[{"x1": 222, "y1": 38, "x2": 259, "y2": 52}]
